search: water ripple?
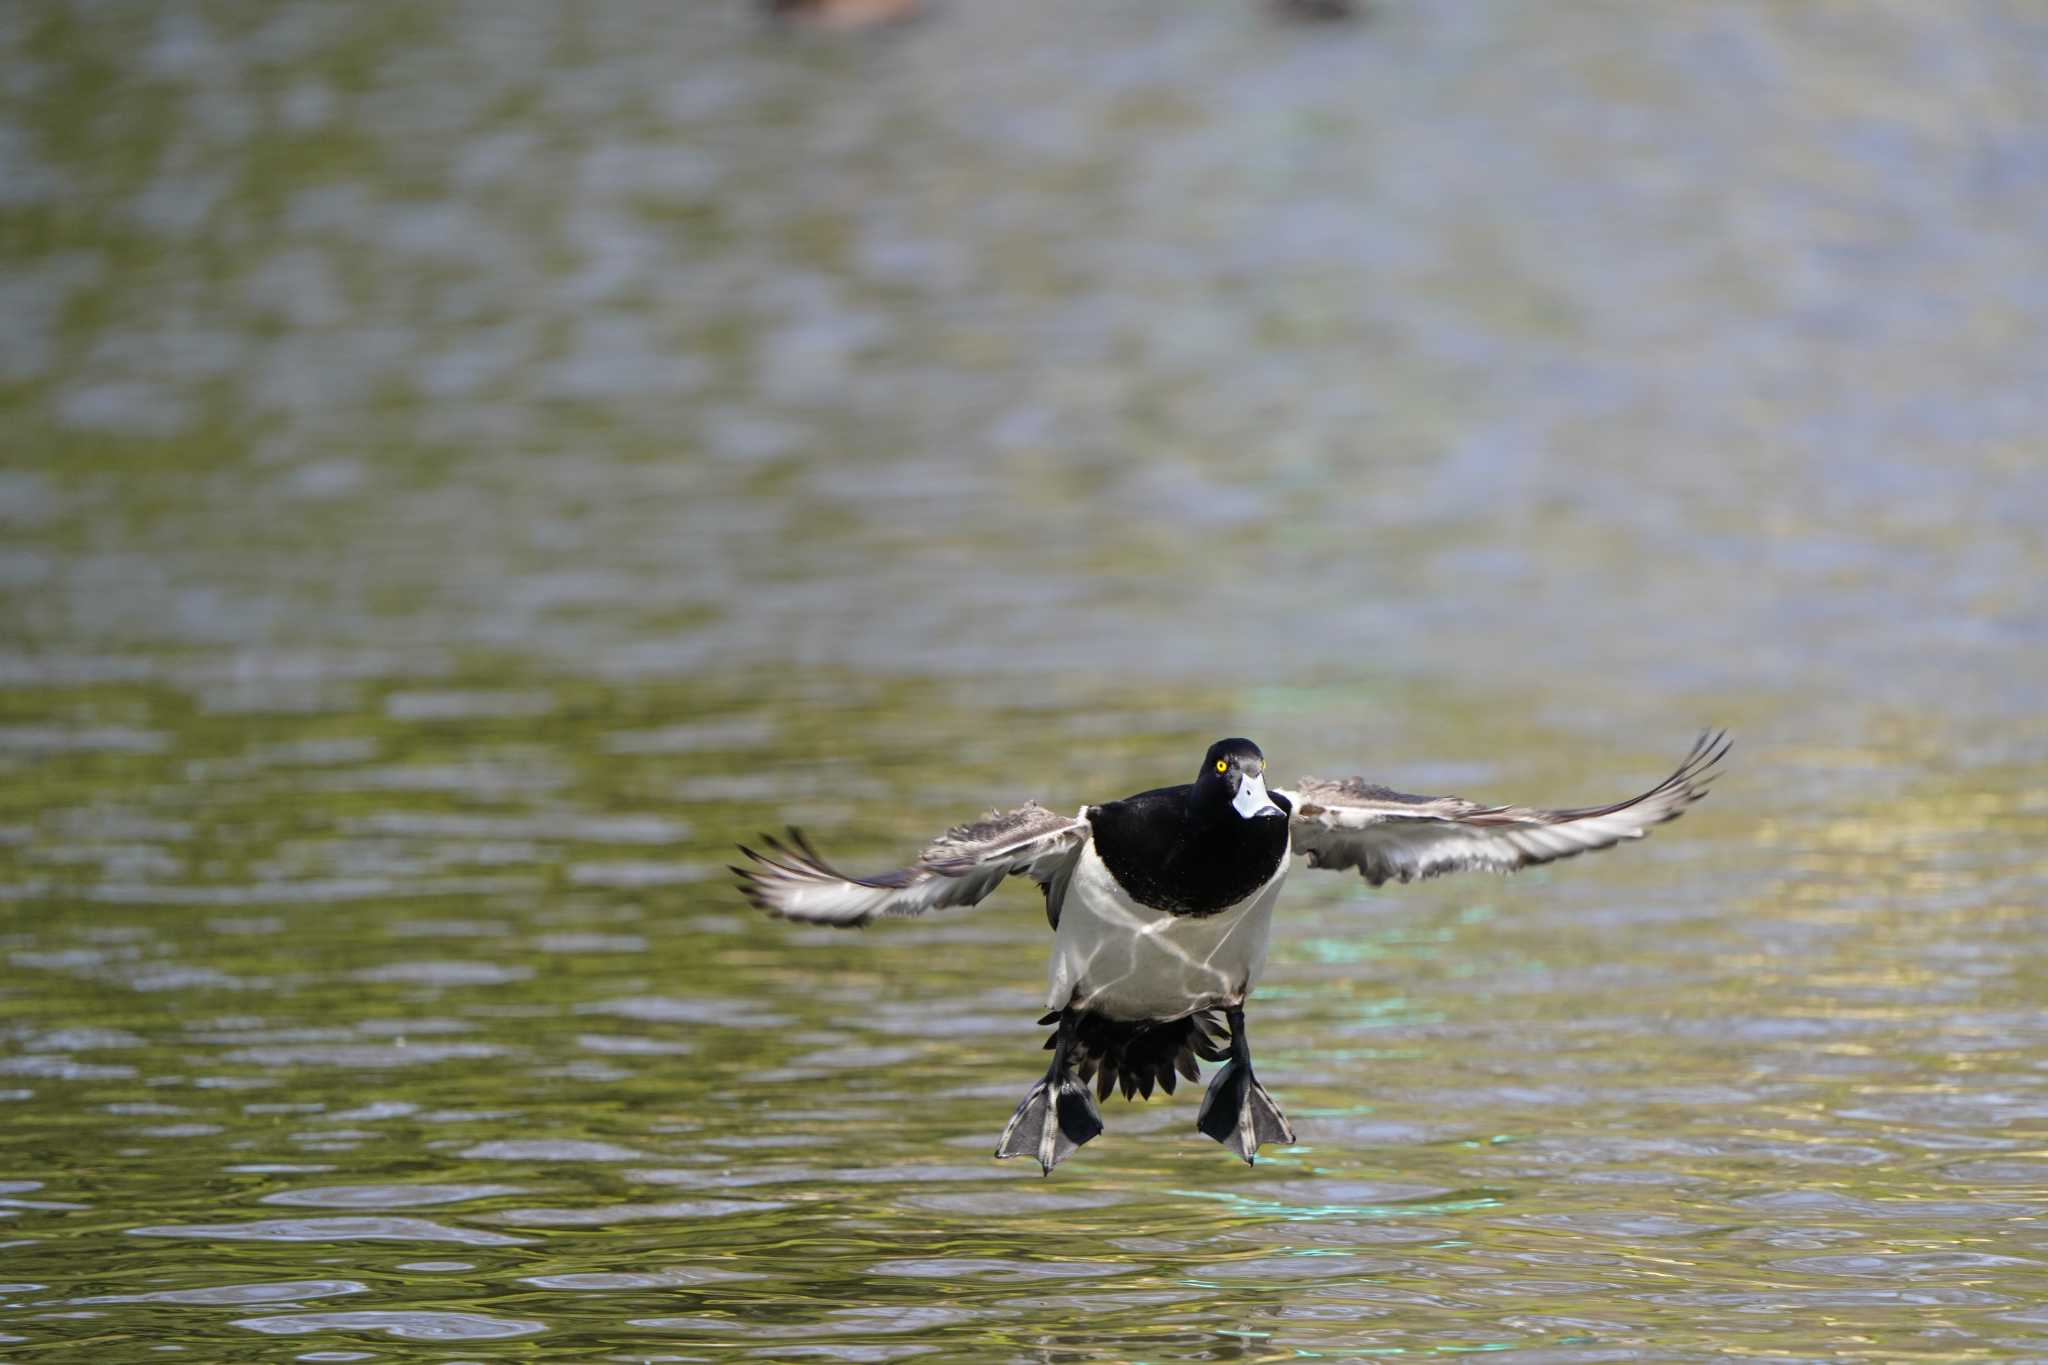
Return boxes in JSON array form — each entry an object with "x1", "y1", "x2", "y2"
[
  {"x1": 521, "y1": 1266, "x2": 761, "y2": 1289},
  {"x1": 232, "y1": 1309, "x2": 547, "y2": 1341},
  {"x1": 578, "y1": 995, "x2": 790, "y2": 1028},
  {"x1": 260, "y1": 1184, "x2": 525, "y2": 1209},
  {"x1": 221, "y1": 1042, "x2": 505, "y2": 1068},
  {"x1": 490, "y1": 1198, "x2": 784, "y2": 1226},
  {"x1": 74, "y1": 1279, "x2": 368, "y2": 1306},
  {"x1": 129, "y1": 1217, "x2": 530, "y2": 1246},
  {"x1": 869, "y1": 1257, "x2": 1122, "y2": 1282},
  {"x1": 460, "y1": 1139, "x2": 647, "y2": 1162},
  {"x1": 352, "y1": 961, "x2": 532, "y2": 986}
]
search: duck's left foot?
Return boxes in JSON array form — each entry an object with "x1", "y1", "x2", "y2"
[{"x1": 1195, "y1": 1007, "x2": 1295, "y2": 1164}]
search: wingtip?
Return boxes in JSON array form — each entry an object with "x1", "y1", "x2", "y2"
[
  {"x1": 1695, "y1": 731, "x2": 1733, "y2": 783},
  {"x1": 1677, "y1": 728, "x2": 1732, "y2": 782},
  {"x1": 1649, "y1": 727, "x2": 1730, "y2": 818}
]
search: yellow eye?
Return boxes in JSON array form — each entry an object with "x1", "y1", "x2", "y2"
[{"x1": 1215, "y1": 759, "x2": 1229, "y2": 773}]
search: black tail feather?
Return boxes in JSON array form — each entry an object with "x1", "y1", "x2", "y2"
[{"x1": 1046, "y1": 1008, "x2": 1228, "y2": 1104}]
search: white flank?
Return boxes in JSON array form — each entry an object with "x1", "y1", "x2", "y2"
[{"x1": 1046, "y1": 835, "x2": 1290, "y2": 1021}]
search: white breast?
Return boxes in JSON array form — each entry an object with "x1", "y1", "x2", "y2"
[{"x1": 1046, "y1": 833, "x2": 1290, "y2": 1021}]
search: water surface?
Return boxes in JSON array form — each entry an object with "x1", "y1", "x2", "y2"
[{"x1": 4, "y1": 2, "x2": 2047, "y2": 1360}]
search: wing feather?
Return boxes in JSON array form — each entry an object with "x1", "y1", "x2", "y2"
[
  {"x1": 733, "y1": 801, "x2": 1088, "y2": 927},
  {"x1": 1278, "y1": 730, "x2": 1727, "y2": 887}
]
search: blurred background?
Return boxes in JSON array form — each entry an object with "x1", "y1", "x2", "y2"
[{"x1": 2, "y1": 2, "x2": 2045, "y2": 1361}]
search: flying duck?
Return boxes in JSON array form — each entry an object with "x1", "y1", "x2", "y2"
[{"x1": 735, "y1": 730, "x2": 1727, "y2": 1173}]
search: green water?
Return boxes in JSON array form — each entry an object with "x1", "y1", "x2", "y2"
[{"x1": 4, "y1": 2, "x2": 2048, "y2": 1360}]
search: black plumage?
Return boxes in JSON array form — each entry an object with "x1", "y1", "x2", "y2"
[
  {"x1": 1041, "y1": 1008, "x2": 1232, "y2": 1102},
  {"x1": 1086, "y1": 740, "x2": 1292, "y2": 917}
]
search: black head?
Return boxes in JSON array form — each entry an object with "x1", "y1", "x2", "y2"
[{"x1": 1193, "y1": 738, "x2": 1285, "y2": 822}]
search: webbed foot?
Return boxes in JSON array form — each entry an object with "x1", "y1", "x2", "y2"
[
  {"x1": 1195, "y1": 1058, "x2": 1295, "y2": 1163},
  {"x1": 1194, "y1": 1004, "x2": 1295, "y2": 1164},
  {"x1": 996, "y1": 1012, "x2": 1102, "y2": 1174},
  {"x1": 996, "y1": 1068, "x2": 1103, "y2": 1174}
]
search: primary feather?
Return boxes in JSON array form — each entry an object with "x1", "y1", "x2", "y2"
[
  {"x1": 733, "y1": 801, "x2": 1089, "y2": 927},
  {"x1": 1278, "y1": 730, "x2": 1727, "y2": 887}
]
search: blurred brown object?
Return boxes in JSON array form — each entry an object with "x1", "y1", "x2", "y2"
[
  {"x1": 1270, "y1": 0, "x2": 1357, "y2": 19},
  {"x1": 767, "y1": 0, "x2": 923, "y2": 29}
]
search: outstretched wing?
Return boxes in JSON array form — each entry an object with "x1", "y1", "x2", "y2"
[
  {"x1": 1277, "y1": 730, "x2": 1728, "y2": 887},
  {"x1": 733, "y1": 801, "x2": 1089, "y2": 927}
]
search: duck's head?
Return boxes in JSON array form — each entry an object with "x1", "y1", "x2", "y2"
[{"x1": 1195, "y1": 738, "x2": 1285, "y2": 821}]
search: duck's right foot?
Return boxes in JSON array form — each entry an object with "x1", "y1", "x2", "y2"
[
  {"x1": 995, "y1": 1065, "x2": 1103, "y2": 1175},
  {"x1": 996, "y1": 1014, "x2": 1102, "y2": 1174}
]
